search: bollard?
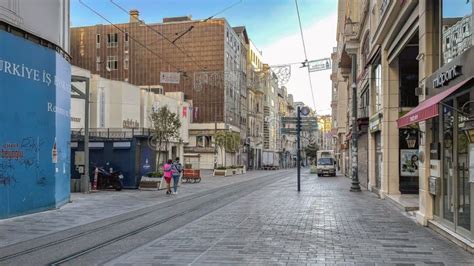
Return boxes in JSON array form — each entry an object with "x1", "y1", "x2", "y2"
[{"x1": 92, "y1": 167, "x2": 98, "y2": 191}]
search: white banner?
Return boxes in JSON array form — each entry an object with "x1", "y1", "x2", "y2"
[
  {"x1": 160, "y1": 72, "x2": 180, "y2": 84},
  {"x1": 308, "y1": 58, "x2": 331, "y2": 72}
]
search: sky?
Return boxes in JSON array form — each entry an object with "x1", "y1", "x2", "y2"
[{"x1": 71, "y1": 0, "x2": 338, "y2": 114}]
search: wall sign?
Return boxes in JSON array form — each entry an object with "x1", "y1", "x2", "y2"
[
  {"x1": 369, "y1": 113, "x2": 382, "y2": 133},
  {"x1": 432, "y1": 65, "x2": 461, "y2": 88}
]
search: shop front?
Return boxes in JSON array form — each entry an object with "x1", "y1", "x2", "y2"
[{"x1": 398, "y1": 47, "x2": 474, "y2": 244}]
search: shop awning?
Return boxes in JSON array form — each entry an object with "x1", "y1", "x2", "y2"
[{"x1": 397, "y1": 77, "x2": 473, "y2": 128}]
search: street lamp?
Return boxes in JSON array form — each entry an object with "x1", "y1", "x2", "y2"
[
  {"x1": 461, "y1": 101, "x2": 474, "y2": 143},
  {"x1": 405, "y1": 131, "x2": 417, "y2": 148}
]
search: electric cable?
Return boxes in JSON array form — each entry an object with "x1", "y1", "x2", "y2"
[
  {"x1": 171, "y1": 0, "x2": 243, "y2": 44},
  {"x1": 78, "y1": 0, "x2": 182, "y2": 73},
  {"x1": 294, "y1": 0, "x2": 317, "y2": 111},
  {"x1": 109, "y1": 0, "x2": 206, "y2": 71}
]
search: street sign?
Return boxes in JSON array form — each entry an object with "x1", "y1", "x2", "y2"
[
  {"x1": 300, "y1": 106, "x2": 311, "y2": 116},
  {"x1": 308, "y1": 58, "x2": 331, "y2": 72}
]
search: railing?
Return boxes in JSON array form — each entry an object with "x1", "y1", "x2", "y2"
[{"x1": 72, "y1": 128, "x2": 154, "y2": 139}]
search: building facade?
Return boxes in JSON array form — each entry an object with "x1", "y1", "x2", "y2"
[
  {"x1": 70, "y1": 12, "x2": 246, "y2": 169},
  {"x1": 334, "y1": 0, "x2": 474, "y2": 250}
]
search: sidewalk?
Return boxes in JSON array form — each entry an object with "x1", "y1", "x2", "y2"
[
  {"x1": 0, "y1": 170, "x2": 284, "y2": 248},
  {"x1": 108, "y1": 172, "x2": 474, "y2": 265}
]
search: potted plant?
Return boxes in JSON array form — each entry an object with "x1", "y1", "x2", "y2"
[
  {"x1": 213, "y1": 166, "x2": 233, "y2": 176},
  {"x1": 139, "y1": 169, "x2": 163, "y2": 190}
]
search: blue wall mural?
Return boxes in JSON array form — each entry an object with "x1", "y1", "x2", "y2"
[{"x1": 0, "y1": 31, "x2": 71, "y2": 218}]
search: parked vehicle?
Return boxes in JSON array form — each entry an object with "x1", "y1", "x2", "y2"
[
  {"x1": 95, "y1": 167, "x2": 124, "y2": 191},
  {"x1": 262, "y1": 151, "x2": 280, "y2": 169},
  {"x1": 316, "y1": 157, "x2": 336, "y2": 177},
  {"x1": 317, "y1": 150, "x2": 334, "y2": 159}
]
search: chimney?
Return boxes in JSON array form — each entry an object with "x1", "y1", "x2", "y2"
[{"x1": 130, "y1": 9, "x2": 139, "y2": 23}]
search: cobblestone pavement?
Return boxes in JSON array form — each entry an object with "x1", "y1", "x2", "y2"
[
  {"x1": 108, "y1": 173, "x2": 474, "y2": 265},
  {"x1": 0, "y1": 170, "x2": 277, "y2": 248}
]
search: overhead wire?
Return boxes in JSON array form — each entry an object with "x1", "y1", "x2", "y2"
[
  {"x1": 109, "y1": 0, "x2": 207, "y2": 72},
  {"x1": 78, "y1": 0, "x2": 182, "y2": 73},
  {"x1": 171, "y1": 0, "x2": 243, "y2": 44},
  {"x1": 294, "y1": 0, "x2": 317, "y2": 111}
]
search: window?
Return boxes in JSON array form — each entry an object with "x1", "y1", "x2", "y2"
[
  {"x1": 96, "y1": 56, "x2": 101, "y2": 71},
  {"x1": 440, "y1": 0, "x2": 472, "y2": 64},
  {"x1": 107, "y1": 56, "x2": 118, "y2": 70},
  {"x1": 124, "y1": 56, "x2": 129, "y2": 70},
  {"x1": 360, "y1": 87, "x2": 369, "y2": 118},
  {"x1": 374, "y1": 63, "x2": 382, "y2": 112},
  {"x1": 96, "y1": 34, "x2": 100, "y2": 48},
  {"x1": 124, "y1": 32, "x2": 129, "y2": 47},
  {"x1": 107, "y1": 33, "x2": 118, "y2": 48}
]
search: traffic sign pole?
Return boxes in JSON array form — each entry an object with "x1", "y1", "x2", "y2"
[{"x1": 297, "y1": 106, "x2": 301, "y2": 192}]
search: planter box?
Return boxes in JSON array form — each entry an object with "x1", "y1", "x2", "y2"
[
  {"x1": 139, "y1": 176, "x2": 162, "y2": 190},
  {"x1": 213, "y1": 169, "x2": 233, "y2": 176}
]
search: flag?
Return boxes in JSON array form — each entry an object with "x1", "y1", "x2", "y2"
[
  {"x1": 182, "y1": 106, "x2": 187, "y2": 118},
  {"x1": 193, "y1": 107, "x2": 198, "y2": 119}
]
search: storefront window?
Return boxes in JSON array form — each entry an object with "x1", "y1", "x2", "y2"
[
  {"x1": 441, "y1": 0, "x2": 472, "y2": 65},
  {"x1": 457, "y1": 93, "x2": 471, "y2": 231}
]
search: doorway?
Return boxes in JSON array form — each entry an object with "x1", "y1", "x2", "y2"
[{"x1": 438, "y1": 91, "x2": 473, "y2": 239}]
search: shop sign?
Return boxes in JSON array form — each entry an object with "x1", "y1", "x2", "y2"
[
  {"x1": 123, "y1": 119, "x2": 139, "y2": 129},
  {"x1": 369, "y1": 113, "x2": 382, "y2": 133},
  {"x1": 433, "y1": 65, "x2": 461, "y2": 88}
]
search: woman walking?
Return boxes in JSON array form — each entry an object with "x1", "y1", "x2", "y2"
[
  {"x1": 163, "y1": 159, "x2": 173, "y2": 195},
  {"x1": 171, "y1": 157, "x2": 182, "y2": 195}
]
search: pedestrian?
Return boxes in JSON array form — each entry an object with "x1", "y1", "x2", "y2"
[
  {"x1": 171, "y1": 157, "x2": 183, "y2": 195},
  {"x1": 163, "y1": 159, "x2": 173, "y2": 195}
]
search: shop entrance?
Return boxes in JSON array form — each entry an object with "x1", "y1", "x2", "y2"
[{"x1": 439, "y1": 91, "x2": 473, "y2": 239}]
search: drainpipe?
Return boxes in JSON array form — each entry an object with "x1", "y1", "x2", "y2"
[{"x1": 350, "y1": 54, "x2": 361, "y2": 192}]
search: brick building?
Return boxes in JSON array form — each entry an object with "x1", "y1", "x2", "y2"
[{"x1": 70, "y1": 11, "x2": 243, "y2": 128}]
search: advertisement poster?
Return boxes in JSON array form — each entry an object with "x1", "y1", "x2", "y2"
[
  {"x1": 400, "y1": 149, "x2": 419, "y2": 177},
  {"x1": 0, "y1": 31, "x2": 71, "y2": 218}
]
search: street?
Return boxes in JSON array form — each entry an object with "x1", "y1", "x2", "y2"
[{"x1": 1, "y1": 170, "x2": 473, "y2": 265}]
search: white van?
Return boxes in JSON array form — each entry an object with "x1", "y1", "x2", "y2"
[{"x1": 316, "y1": 157, "x2": 336, "y2": 177}]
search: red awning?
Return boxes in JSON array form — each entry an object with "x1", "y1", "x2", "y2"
[{"x1": 397, "y1": 77, "x2": 473, "y2": 128}]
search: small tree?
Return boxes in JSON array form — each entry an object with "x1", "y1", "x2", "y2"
[
  {"x1": 214, "y1": 131, "x2": 240, "y2": 167},
  {"x1": 305, "y1": 141, "x2": 319, "y2": 164},
  {"x1": 149, "y1": 106, "x2": 181, "y2": 167}
]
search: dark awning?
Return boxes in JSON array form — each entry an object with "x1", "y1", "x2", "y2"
[{"x1": 397, "y1": 77, "x2": 473, "y2": 128}]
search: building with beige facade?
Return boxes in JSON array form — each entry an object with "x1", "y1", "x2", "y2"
[{"x1": 333, "y1": 0, "x2": 474, "y2": 251}]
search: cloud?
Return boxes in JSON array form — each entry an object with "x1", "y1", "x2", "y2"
[{"x1": 261, "y1": 12, "x2": 337, "y2": 115}]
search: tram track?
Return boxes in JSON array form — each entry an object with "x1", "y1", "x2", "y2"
[{"x1": 0, "y1": 170, "x2": 292, "y2": 265}]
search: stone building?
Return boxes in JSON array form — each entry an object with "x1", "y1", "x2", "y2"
[{"x1": 333, "y1": 0, "x2": 474, "y2": 251}]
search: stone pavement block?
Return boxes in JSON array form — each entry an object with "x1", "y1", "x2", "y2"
[
  {"x1": 0, "y1": 170, "x2": 276, "y2": 248},
  {"x1": 105, "y1": 172, "x2": 474, "y2": 265}
]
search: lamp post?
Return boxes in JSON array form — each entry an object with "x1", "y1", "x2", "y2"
[{"x1": 350, "y1": 54, "x2": 361, "y2": 192}]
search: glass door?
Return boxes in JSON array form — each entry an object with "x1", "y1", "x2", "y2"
[
  {"x1": 456, "y1": 93, "x2": 471, "y2": 235},
  {"x1": 442, "y1": 102, "x2": 455, "y2": 224}
]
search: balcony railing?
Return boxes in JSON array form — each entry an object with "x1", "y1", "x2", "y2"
[{"x1": 72, "y1": 128, "x2": 153, "y2": 140}]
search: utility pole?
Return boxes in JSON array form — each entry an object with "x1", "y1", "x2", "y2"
[{"x1": 350, "y1": 54, "x2": 361, "y2": 192}]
